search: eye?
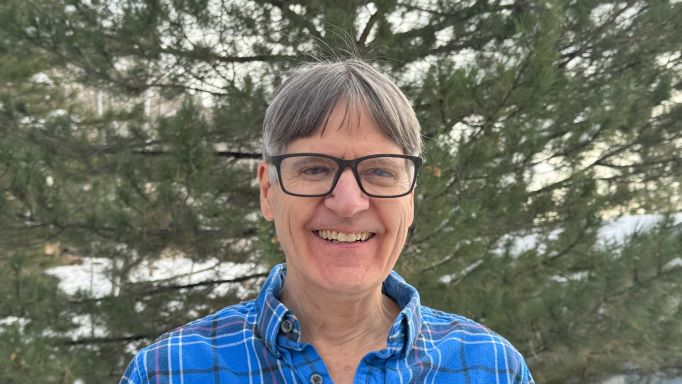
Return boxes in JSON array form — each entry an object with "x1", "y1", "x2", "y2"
[
  {"x1": 300, "y1": 166, "x2": 332, "y2": 176},
  {"x1": 364, "y1": 167, "x2": 396, "y2": 178}
]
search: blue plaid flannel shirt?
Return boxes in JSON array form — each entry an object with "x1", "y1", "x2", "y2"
[{"x1": 121, "y1": 264, "x2": 534, "y2": 383}]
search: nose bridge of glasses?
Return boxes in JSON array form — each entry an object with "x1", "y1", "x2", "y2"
[{"x1": 334, "y1": 159, "x2": 363, "y2": 191}]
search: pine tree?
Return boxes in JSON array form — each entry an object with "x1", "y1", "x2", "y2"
[{"x1": 0, "y1": 1, "x2": 680, "y2": 383}]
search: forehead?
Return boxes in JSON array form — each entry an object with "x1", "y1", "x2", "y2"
[{"x1": 285, "y1": 102, "x2": 404, "y2": 157}]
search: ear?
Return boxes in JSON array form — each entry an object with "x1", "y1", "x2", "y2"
[{"x1": 258, "y1": 161, "x2": 274, "y2": 221}]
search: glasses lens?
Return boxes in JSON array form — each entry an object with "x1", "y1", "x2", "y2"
[
  {"x1": 357, "y1": 156, "x2": 415, "y2": 197},
  {"x1": 279, "y1": 155, "x2": 339, "y2": 195}
]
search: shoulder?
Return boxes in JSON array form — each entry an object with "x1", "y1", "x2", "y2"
[
  {"x1": 418, "y1": 306, "x2": 534, "y2": 383},
  {"x1": 420, "y1": 305, "x2": 504, "y2": 339},
  {"x1": 155, "y1": 299, "x2": 257, "y2": 343},
  {"x1": 121, "y1": 300, "x2": 258, "y2": 383}
]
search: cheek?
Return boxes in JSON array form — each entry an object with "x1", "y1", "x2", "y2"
[
  {"x1": 267, "y1": 194, "x2": 291, "y2": 247},
  {"x1": 388, "y1": 201, "x2": 413, "y2": 232},
  {"x1": 272, "y1": 215, "x2": 299, "y2": 261},
  {"x1": 270, "y1": 198, "x2": 313, "y2": 251},
  {"x1": 381, "y1": 203, "x2": 413, "y2": 249}
]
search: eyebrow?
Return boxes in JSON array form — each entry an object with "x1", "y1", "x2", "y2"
[{"x1": 287, "y1": 155, "x2": 337, "y2": 166}]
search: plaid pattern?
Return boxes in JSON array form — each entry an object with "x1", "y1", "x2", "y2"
[{"x1": 121, "y1": 264, "x2": 534, "y2": 383}]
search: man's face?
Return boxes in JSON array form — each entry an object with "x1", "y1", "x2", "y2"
[{"x1": 258, "y1": 102, "x2": 415, "y2": 296}]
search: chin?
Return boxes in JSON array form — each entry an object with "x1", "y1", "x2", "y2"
[
  {"x1": 283, "y1": 229, "x2": 396, "y2": 295},
  {"x1": 309, "y1": 236, "x2": 390, "y2": 293}
]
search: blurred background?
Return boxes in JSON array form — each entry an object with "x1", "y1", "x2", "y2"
[{"x1": 0, "y1": 0, "x2": 681, "y2": 383}]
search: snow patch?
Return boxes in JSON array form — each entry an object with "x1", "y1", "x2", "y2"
[
  {"x1": 31, "y1": 72, "x2": 54, "y2": 86},
  {"x1": 45, "y1": 257, "x2": 266, "y2": 300},
  {"x1": 48, "y1": 109, "x2": 68, "y2": 118},
  {"x1": 66, "y1": 315, "x2": 108, "y2": 339},
  {"x1": 25, "y1": 26, "x2": 37, "y2": 37},
  {"x1": 663, "y1": 257, "x2": 682, "y2": 271},
  {"x1": 439, "y1": 259, "x2": 484, "y2": 284},
  {"x1": 597, "y1": 213, "x2": 682, "y2": 245},
  {"x1": 45, "y1": 258, "x2": 113, "y2": 298},
  {"x1": 494, "y1": 213, "x2": 682, "y2": 258},
  {"x1": 550, "y1": 271, "x2": 589, "y2": 284},
  {"x1": 0, "y1": 316, "x2": 30, "y2": 332}
]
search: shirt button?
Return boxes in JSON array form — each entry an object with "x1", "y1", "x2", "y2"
[
  {"x1": 309, "y1": 373, "x2": 323, "y2": 384},
  {"x1": 280, "y1": 319, "x2": 293, "y2": 333}
]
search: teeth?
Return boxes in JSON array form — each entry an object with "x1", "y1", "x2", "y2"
[{"x1": 316, "y1": 230, "x2": 372, "y2": 242}]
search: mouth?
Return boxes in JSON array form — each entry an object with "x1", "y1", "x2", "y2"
[{"x1": 314, "y1": 230, "x2": 375, "y2": 243}]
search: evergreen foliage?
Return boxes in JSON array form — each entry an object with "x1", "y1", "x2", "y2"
[{"x1": 0, "y1": 1, "x2": 680, "y2": 383}]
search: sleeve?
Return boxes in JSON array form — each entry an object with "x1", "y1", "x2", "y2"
[
  {"x1": 119, "y1": 353, "x2": 146, "y2": 384},
  {"x1": 513, "y1": 354, "x2": 535, "y2": 384}
]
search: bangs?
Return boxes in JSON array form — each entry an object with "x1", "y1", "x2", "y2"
[{"x1": 263, "y1": 59, "x2": 422, "y2": 159}]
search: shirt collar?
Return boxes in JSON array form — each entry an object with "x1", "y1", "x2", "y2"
[
  {"x1": 255, "y1": 264, "x2": 291, "y2": 357},
  {"x1": 255, "y1": 263, "x2": 422, "y2": 357},
  {"x1": 383, "y1": 269, "x2": 423, "y2": 356}
]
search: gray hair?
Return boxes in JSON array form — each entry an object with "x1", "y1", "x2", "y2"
[{"x1": 262, "y1": 59, "x2": 422, "y2": 162}]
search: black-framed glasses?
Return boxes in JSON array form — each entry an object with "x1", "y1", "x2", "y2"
[{"x1": 269, "y1": 153, "x2": 422, "y2": 198}]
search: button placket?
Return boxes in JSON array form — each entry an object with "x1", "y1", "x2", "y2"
[
  {"x1": 280, "y1": 319, "x2": 294, "y2": 333},
  {"x1": 309, "y1": 373, "x2": 323, "y2": 384}
]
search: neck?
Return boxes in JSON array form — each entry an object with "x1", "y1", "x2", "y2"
[{"x1": 279, "y1": 276, "x2": 400, "y2": 348}]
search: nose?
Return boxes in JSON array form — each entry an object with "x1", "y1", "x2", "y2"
[{"x1": 323, "y1": 169, "x2": 369, "y2": 217}]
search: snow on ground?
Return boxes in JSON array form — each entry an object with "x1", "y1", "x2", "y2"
[
  {"x1": 44, "y1": 257, "x2": 266, "y2": 300},
  {"x1": 9, "y1": 257, "x2": 267, "y2": 352},
  {"x1": 439, "y1": 213, "x2": 682, "y2": 284},
  {"x1": 0, "y1": 316, "x2": 30, "y2": 333},
  {"x1": 500, "y1": 212, "x2": 682, "y2": 257},
  {"x1": 597, "y1": 213, "x2": 682, "y2": 245},
  {"x1": 0, "y1": 258, "x2": 266, "y2": 346},
  {"x1": 127, "y1": 257, "x2": 265, "y2": 299},
  {"x1": 45, "y1": 257, "x2": 113, "y2": 298}
]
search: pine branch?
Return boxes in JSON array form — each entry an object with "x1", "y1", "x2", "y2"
[
  {"x1": 159, "y1": 47, "x2": 294, "y2": 64},
  {"x1": 558, "y1": 0, "x2": 645, "y2": 68},
  {"x1": 69, "y1": 271, "x2": 269, "y2": 304},
  {"x1": 130, "y1": 149, "x2": 262, "y2": 159},
  {"x1": 396, "y1": 1, "x2": 519, "y2": 18},
  {"x1": 357, "y1": 10, "x2": 379, "y2": 46},
  {"x1": 152, "y1": 82, "x2": 231, "y2": 96},
  {"x1": 141, "y1": 271, "x2": 269, "y2": 294},
  {"x1": 62, "y1": 334, "x2": 154, "y2": 346},
  {"x1": 266, "y1": 0, "x2": 323, "y2": 40}
]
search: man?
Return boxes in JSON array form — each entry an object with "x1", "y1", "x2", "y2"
[{"x1": 121, "y1": 59, "x2": 534, "y2": 383}]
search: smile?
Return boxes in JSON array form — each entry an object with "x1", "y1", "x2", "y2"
[{"x1": 314, "y1": 230, "x2": 374, "y2": 243}]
